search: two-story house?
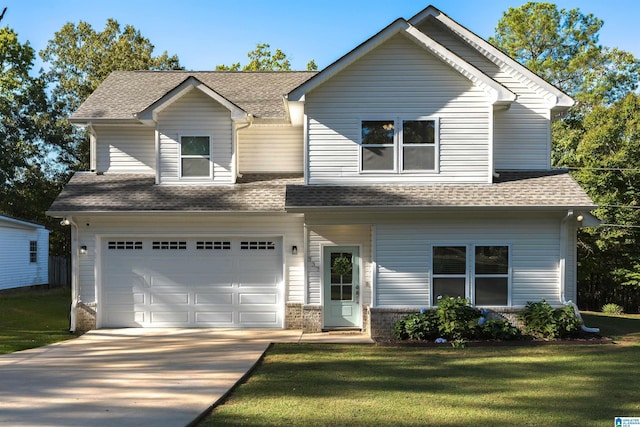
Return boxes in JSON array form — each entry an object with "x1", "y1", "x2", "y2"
[{"x1": 48, "y1": 5, "x2": 597, "y2": 338}]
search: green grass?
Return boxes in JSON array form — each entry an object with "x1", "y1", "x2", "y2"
[
  {"x1": 0, "y1": 287, "x2": 77, "y2": 354},
  {"x1": 201, "y1": 314, "x2": 640, "y2": 427}
]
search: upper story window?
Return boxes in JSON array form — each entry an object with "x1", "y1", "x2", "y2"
[
  {"x1": 180, "y1": 136, "x2": 211, "y2": 178},
  {"x1": 360, "y1": 118, "x2": 438, "y2": 173}
]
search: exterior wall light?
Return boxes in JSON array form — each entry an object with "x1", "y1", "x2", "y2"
[
  {"x1": 80, "y1": 245, "x2": 88, "y2": 255},
  {"x1": 292, "y1": 245, "x2": 298, "y2": 255}
]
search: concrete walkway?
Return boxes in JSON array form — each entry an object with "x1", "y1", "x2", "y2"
[{"x1": 0, "y1": 329, "x2": 372, "y2": 427}]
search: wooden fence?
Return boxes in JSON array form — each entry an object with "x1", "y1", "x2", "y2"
[{"x1": 49, "y1": 256, "x2": 71, "y2": 287}]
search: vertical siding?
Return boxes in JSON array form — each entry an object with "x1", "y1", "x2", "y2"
[
  {"x1": 73, "y1": 215, "x2": 304, "y2": 304},
  {"x1": 417, "y1": 17, "x2": 554, "y2": 170},
  {"x1": 307, "y1": 225, "x2": 372, "y2": 306},
  {"x1": 305, "y1": 34, "x2": 491, "y2": 185},
  {"x1": 95, "y1": 125, "x2": 155, "y2": 173},
  {"x1": 238, "y1": 125, "x2": 303, "y2": 173},
  {"x1": 158, "y1": 89, "x2": 233, "y2": 184},
  {"x1": 0, "y1": 225, "x2": 49, "y2": 290},
  {"x1": 375, "y1": 214, "x2": 561, "y2": 308}
]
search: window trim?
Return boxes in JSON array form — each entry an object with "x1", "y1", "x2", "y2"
[
  {"x1": 359, "y1": 116, "x2": 439, "y2": 174},
  {"x1": 178, "y1": 134, "x2": 213, "y2": 180},
  {"x1": 430, "y1": 243, "x2": 511, "y2": 307},
  {"x1": 29, "y1": 240, "x2": 38, "y2": 263}
]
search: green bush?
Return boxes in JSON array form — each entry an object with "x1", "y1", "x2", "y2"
[
  {"x1": 477, "y1": 319, "x2": 522, "y2": 341},
  {"x1": 393, "y1": 296, "x2": 521, "y2": 342},
  {"x1": 602, "y1": 303, "x2": 624, "y2": 315},
  {"x1": 393, "y1": 310, "x2": 439, "y2": 341},
  {"x1": 436, "y1": 296, "x2": 481, "y2": 340},
  {"x1": 518, "y1": 300, "x2": 581, "y2": 340}
]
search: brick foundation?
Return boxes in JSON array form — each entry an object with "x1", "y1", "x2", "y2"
[
  {"x1": 302, "y1": 305, "x2": 322, "y2": 333},
  {"x1": 75, "y1": 302, "x2": 96, "y2": 332}
]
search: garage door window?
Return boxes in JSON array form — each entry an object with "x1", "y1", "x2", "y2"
[
  {"x1": 196, "y1": 241, "x2": 231, "y2": 250},
  {"x1": 152, "y1": 241, "x2": 187, "y2": 250},
  {"x1": 108, "y1": 241, "x2": 143, "y2": 250},
  {"x1": 241, "y1": 241, "x2": 276, "y2": 250}
]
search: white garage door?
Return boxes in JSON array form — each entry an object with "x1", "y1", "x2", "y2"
[{"x1": 100, "y1": 237, "x2": 283, "y2": 328}]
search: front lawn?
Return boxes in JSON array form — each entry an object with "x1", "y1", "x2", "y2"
[
  {"x1": 201, "y1": 314, "x2": 640, "y2": 427},
  {"x1": 0, "y1": 287, "x2": 76, "y2": 354}
]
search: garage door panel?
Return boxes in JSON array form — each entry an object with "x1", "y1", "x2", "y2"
[
  {"x1": 150, "y1": 293, "x2": 189, "y2": 304},
  {"x1": 150, "y1": 311, "x2": 189, "y2": 324},
  {"x1": 102, "y1": 237, "x2": 282, "y2": 328},
  {"x1": 194, "y1": 292, "x2": 234, "y2": 305},
  {"x1": 239, "y1": 292, "x2": 278, "y2": 305},
  {"x1": 195, "y1": 311, "x2": 234, "y2": 324}
]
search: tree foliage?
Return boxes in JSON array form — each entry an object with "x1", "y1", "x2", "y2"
[
  {"x1": 216, "y1": 43, "x2": 317, "y2": 71},
  {"x1": 491, "y1": 2, "x2": 640, "y2": 110}
]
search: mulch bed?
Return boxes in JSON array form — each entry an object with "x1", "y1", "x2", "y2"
[{"x1": 375, "y1": 332, "x2": 614, "y2": 347}]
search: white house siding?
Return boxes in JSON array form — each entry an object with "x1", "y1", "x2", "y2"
[
  {"x1": 95, "y1": 125, "x2": 155, "y2": 173},
  {"x1": 416, "y1": 17, "x2": 554, "y2": 170},
  {"x1": 0, "y1": 224, "x2": 49, "y2": 290},
  {"x1": 374, "y1": 213, "x2": 562, "y2": 308},
  {"x1": 157, "y1": 88, "x2": 233, "y2": 184},
  {"x1": 307, "y1": 225, "x2": 372, "y2": 306},
  {"x1": 304, "y1": 34, "x2": 491, "y2": 185},
  {"x1": 238, "y1": 125, "x2": 303, "y2": 173},
  {"x1": 71, "y1": 214, "x2": 304, "y2": 306}
]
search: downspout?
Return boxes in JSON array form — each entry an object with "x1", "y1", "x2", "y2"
[
  {"x1": 62, "y1": 217, "x2": 80, "y2": 333},
  {"x1": 560, "y1": 210, "x2": 600, "y2": 333},
  {"x1": 234, "y1": 114, "x2": 253, "y2": 179}
]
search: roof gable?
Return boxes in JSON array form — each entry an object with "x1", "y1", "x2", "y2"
[
  {"x1": 288, "y1": 19, "x2": 514, "y2": 107},
  {"x1": 135, "y1": 76, "x2": 247, "y2": 124},
  {"x1": 0, "y1": 214, "x2": 46, "y2": 230},
  {"x1": 409, "y1": 5, "x2": 574, "y2": 110}
]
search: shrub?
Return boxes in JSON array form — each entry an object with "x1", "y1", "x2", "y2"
[
  {"x1": 393, "y1": 310, "x2": 439, "y2": 341},
  {"x1": 477, "y1": 319, "x2": 522, "y2": 341},
  {"x1": 602, "y1": 303, "x2": 624, "y2": 315},
  {"x1": 436, "y1": 296, "x2": 481, "y2": 340},
  {"x1": 518, "y1": 300, "x2": 581, "y2": 340}
]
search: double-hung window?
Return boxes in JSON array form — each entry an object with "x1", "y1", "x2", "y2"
[
  {"x1": 431, "y1": 245, "x2": 510, "y2": 306},
  {"x1": 180, "y1": 136, "x2": 211, "y2": 178},
  {"x1": 360, "y1": 118, "x2": 437, "y2": 172},
  {"x1": 29, "y1": 241, "x2": 37, "y2": 263}
]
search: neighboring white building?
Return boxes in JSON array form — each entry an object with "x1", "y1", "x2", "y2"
[
  {"x1": 47, "y1": 5, "x2": 597, "y2": 337},
  {"x1": 0, "y1": 214, "x2": 50, "y2": 291}
]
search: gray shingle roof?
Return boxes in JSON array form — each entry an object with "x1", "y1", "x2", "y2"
[
  {"x1": 71, "y1": 71, "x2": 317, "y2": 121},
  {"x1": 47, "y1": 173, "x2": 303, "y2": 213},
  {"x1": 48, "y1": 171, "x2": 595, "y2": 215},
  {"x1": 285, "y1": 171, "x2": 596, "y2": 210}
]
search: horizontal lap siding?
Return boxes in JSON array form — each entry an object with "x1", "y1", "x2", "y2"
[
  {"x1": 307, "y1": 225, "x2": 371, "y2": 306},
  {"x1": 74, "y1": 215, "x2": 304, "y2": 304},
  {"x1": 158, "y1": 89, "x2": 233, "y2": 184},
  {"x1": 238, "y1": 125, "x2": 303, "y2": 173},
  {"x1": 95, "y1": 125, "x2": 155, "y2": 173},
  {"x1": 0, "y1": 227, "x2": 48, "y2": 290},
  {"x1": 375, "y1": 215, "x2": 560, "y2": 307},
  {"x1": 305, "y1": 34, "x2": 490, "y2": 185},
  {"x1": 417, "y1": 17, "x2": 554, "y2": 170}
]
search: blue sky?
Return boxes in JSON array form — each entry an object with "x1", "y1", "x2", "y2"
[{"x1": 4, "y1": 0, "x2": 640, "y2": 71}]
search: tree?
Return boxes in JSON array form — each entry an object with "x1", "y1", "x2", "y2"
[
  {"x1": 216, "y1": 43, "x2": 317, "y2": 71},
  {"x1": 41, "y1": 19, "x2": 182, "y2": 114},
  {"x1": 490, "y1": 2, "x2": 639, "y2": 110}
]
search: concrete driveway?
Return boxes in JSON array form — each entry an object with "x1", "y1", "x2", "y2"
[{"x1": 0, "y1": 328, "x2": 304, "y2": 427}]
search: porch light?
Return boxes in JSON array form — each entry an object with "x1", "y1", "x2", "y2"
[
  {"x1": 80, "y1": 245, "x2": 88, "y2": 255},
  {"x1": 292, "y1": 245, "x2": 298, "y2": 255},
  {"x1": 60, "y1": 218, "x2": 70, "y2": 226}
]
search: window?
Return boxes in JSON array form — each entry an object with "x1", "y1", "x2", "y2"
[
  {"x1": 29, "y1": 241, "x2": 37, "y2": 263},
  {"x1": 152, "y1": 241, "x2": 187, "y2": 250},
  {"x1": 361, "y1": 118, "x2": 437, "y2": 172},
  {"x1": 108, "y1": 241, "x2": 143, "y2": 250},
  {"x1": 431, "y1": 245, "x2": 510, "y2": 306},
  {"x1": 474, "y1": 246, "x2": 509, "y2": 306},
  {"x1": 196, "y1": 241, "x2": 231, "y2": 250},
  {"x1": 240, "y1": 241, "x2": 276, "y2": 250},
  {"x1": 180, "y1": 136, "x2": 211, "y2": 178}
]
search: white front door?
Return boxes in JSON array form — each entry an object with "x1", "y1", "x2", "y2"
[{"x1": 323, "y1": 246, "x2": 361, "y2": 328}]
